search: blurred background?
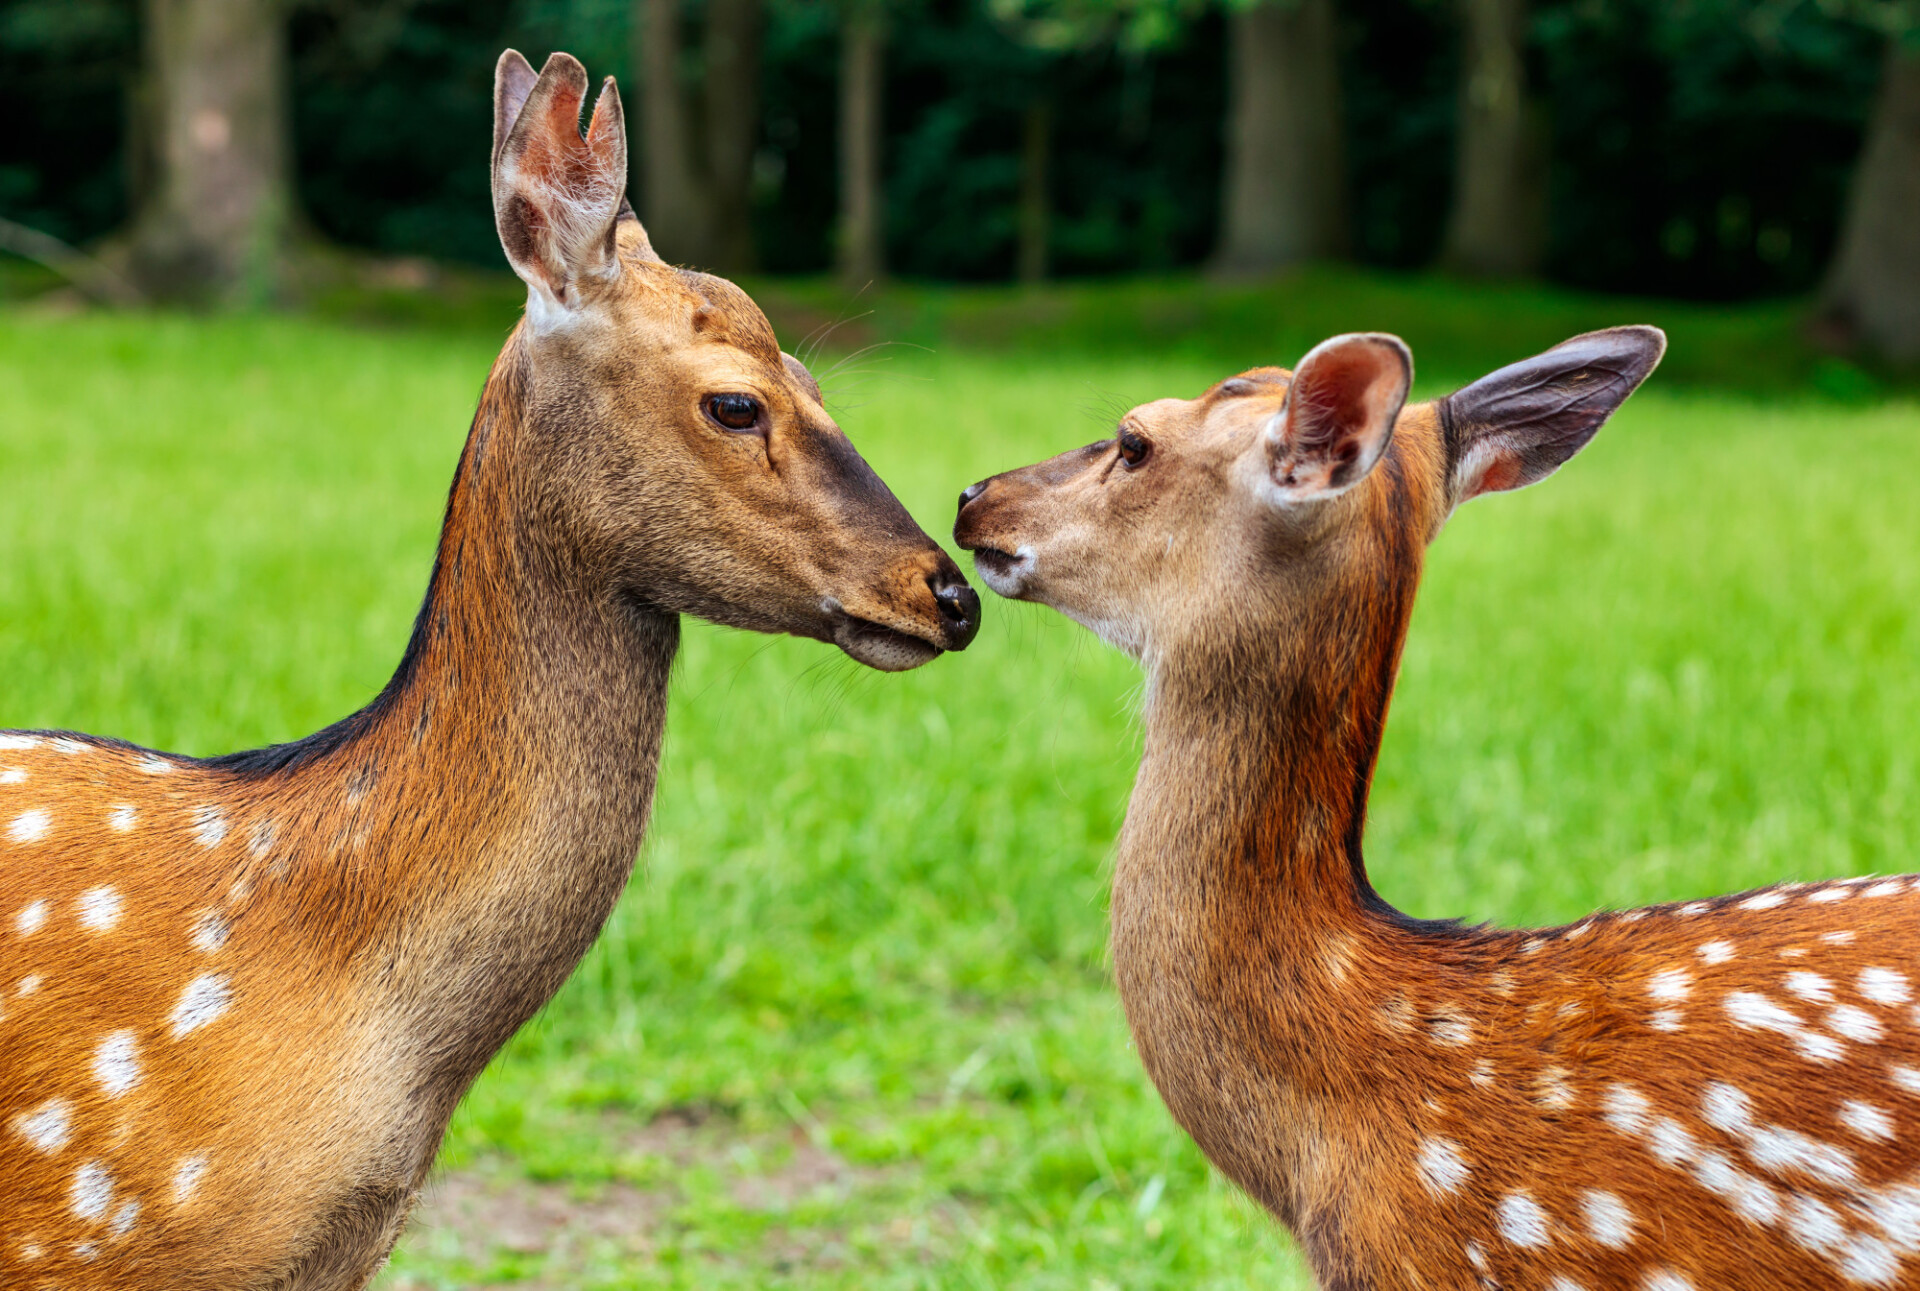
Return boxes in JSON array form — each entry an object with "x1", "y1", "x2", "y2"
[
  {"x1": 0, "y1": 0, "x2": 1917, "y2": 359},
  {"x1": 4, "y1": 3, "x2": 1920, "y2": 1289}
]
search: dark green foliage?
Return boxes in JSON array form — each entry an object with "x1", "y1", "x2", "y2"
[
  {"x1": 0, "y1": 0, "x2": 136, "y2": 245},
  {"x1": 0, "y1": 0, "x2": 1903, "y2": 296}
]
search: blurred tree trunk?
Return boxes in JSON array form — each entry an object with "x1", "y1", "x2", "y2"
[
  {"x1": 702, "y1": 0, "x2": 762, "y2": 273},
  {"x1": 1819, "y1": 39, "x2": 1920, "y2": 362},
  {"x1": 1210, "y1": 0, "x2": 1346, "y2": 276},
  {"x1": 837, "y1": 11, "x2": 886, "y2": 286},
  {"x1": 1017, "y1": 98, "x2": 1051, "y2": 283},
  {"x1": 635, "y1": 0, "x2": 711, "y2": 265},
  {"x1": 1440, "y1": 0, "x2": 1544, "y2": 277},
  {"x1": 128, "y1": 0, "x2": 291, "y2": 304}
]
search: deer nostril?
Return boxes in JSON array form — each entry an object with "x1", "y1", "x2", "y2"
[
  {"x1": 957, "y1": 480, "x2": 988, "y2": 512},
  {"x1": 929, "y1": 574, "x2": 982, "y2": 649}
]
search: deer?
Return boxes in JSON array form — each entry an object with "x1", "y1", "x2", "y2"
[
  {"x1": 954, "y1": 326, "x2": 1920, "y2": 1290},
  {"x1": 0, "y1": 50, "x2": 979, "y2": 1291}
]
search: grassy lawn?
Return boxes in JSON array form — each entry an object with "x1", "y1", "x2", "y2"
[{"x1": 2, "y1": 274, "x2": 1917, "y2": 1288}]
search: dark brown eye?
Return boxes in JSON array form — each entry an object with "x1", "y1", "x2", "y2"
[
  {"x1": 705, "y1": 393, "x2": 761, "y2": 431},
  {"x1": 1117, "y1": 429, "x2": 1153, "y2": 468}
]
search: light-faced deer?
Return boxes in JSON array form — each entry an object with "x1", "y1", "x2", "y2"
[
  {"x1": 0, "y1": 51, "x2": 978, "y2": 1290},
  {"x1": 956, "y1": 329, "x2": 1920, "y2": 1290}
]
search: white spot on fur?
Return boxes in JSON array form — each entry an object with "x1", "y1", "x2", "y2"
[
  {"x1": 1547, "y1": 1280, "x2": 1587, "y2": 1291},
  {"x1": 107, "y1": 805, "x2": 136, "y2": 833},
  {"x1": 1582, "y1": 1189, "x2": 1635, "y2": 1248},
  {"x1": 1650, "y1": 1009, "x2": 1686, "y2": 1031},
  {"x1": 1746, "y1": 1124, "x2": 1858, "y2": 1187},
  {"x1": 1620, "y1": 909, "x2": 1648, "y2": 922},
  {"x1": 247, "y1": 819, "x2": 276, "y2": 859},
  {"x1": 1496, "y1": 1191, "x2": 1551, "y2": 1247},
  {"x1": 8, "y1": 808, "x2": 51, "y2": 843},
  {"x1": 1649, "y1": 968, "x2": 1692, "y2": 1002},
  {"x1": 1840, "y1": 1233, "x2": 1901, "y2": 1285},
  {"x1": 1678, "y1": 902, "x2": 1710, "y2": 916},
  {"x1": 191, "y1": 806, "x2": 228, "y2": 848},
  {"x1": 16, "y1": 899, "x2": 47, "y2": 935},
  {"x1": 109, "y1": 1198, "x2": 139, "y2": 1237},
  {"x1": 1726, "y1": 990, "x2": 1845, "y2": 1061},
  {"x1": 20, "y1": 1242, "x2": 42, "y2": 1260},
  {"x1": 1417, "y1": 1137, "x2": 1469, "y2": 1195},
  {"x1": 14, "y1": 1099, "x2": 72, "y2": 1152},
  {"x1": 1825, "y1": 931, "x2": 1857, "y2": 945},
  {"x1": 1703, "y1": 1083, "x2": 1755, "y2": 1133},
  {"x1": 191, "y1": 910, "x2": 229, "y2": 953},
  {"x1": 1790, "y1": 1193, "x2": 1847, "y2": 1254},
  {"x1": 1605, "y1": 1083, "x2": 1652, "y2": 1137},
  {"x1": 1861, "y1": 968, "x2": 1911, "y2": 1005},
  {"x1": 1864, "y1": 881, "x2": 1905, "y2": 898},
  {"x1": 1830, "y1": 1005, "x2": 1885, "y2": 1043},
  {"x1": 1740, "y1": 891, "x2": 1787, "y2": 911},
  {"x1": 77, "y1": 887, "x2": 122, "y2": 932},
  {"x1": 1465, "y1": 1241, "x2": 1489, "y2": 1272},
  {"x1": 75, "y1": 1241, "x2": 98, "y2": 1260},
  {"x1": 1694, "y1": 1149, "x2": 1780, "y2": 1224},
  {"x1": 1470, "y1": 1059, "x2": 1495, "y2": 1088},
  {"x1": 0, "y1": 734, "x2": 39, "y2": 751},
  {"x1": 1839, "y1": 1100, "x2": 1895, "y2": 1141},
  {"x1": 18, "y1": 973, "x2": 41, "y2": 995},
  {"x1": 138, "y1": 756, "x2": 172, "y2": 774},
  {"x1": 1428, "y1": 1007, "x2": 1473, "y2": 1047},
  {"x1": 51, "y1": 738, "x2": 87, "y2": 755},
  {"x1": 1648, "y1": 1117, "x2": 1696, "y2": 1166},
  {"x1": 70, "y1": 1161, "x2": 112, "y2": 1220},
  {"x1": 1535, "y1": 1067, "x2": 1576, "y2": 1110},
  {"x1": 0, "y1": 766, "x2": 24, "y2": 785},
  {"x1": 1890, "y1": 1065, "x2": 1920, "y2": 1095},
  {"x1": 1698, "y1": 940, "x2": 1735, "y2": 965},
  {"x1": 1809, "y1": 885, "x2": 1852, "y2": 903},
  {"x1": 171, "y1": 1154, "x2": 207, "y2": 1203},
  {"x1": 170, "y1": 974, "x2": 230, "y2": 1037},
  {"x1": 1788, "y1": 972, "x2": 1835, "y2": 1003},
  {"x1": 1642, "y1": 1273, "x2": 1694, "y2": 1291},
  {"x1": 92, "y1": 1031, "x2": 140, "y2": 1097}
]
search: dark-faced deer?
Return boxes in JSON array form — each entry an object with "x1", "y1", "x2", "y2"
[
  {"x1": 957, "y1": 329, "x2": 1920, "y2": 1290},
  {"x1": 0, "y1": 51, "x2": 978, "y2": 1290}
]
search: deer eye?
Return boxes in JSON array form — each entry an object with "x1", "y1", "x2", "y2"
[
  {"x1": 704, "y1": 393, "x2": 761, "y2": 431},
  {"x1": 1117, "y1": 429, "x2": 1153, "y2": 468}
]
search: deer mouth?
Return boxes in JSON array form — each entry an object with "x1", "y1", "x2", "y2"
[
  {"x1": 828, "y1": 608, "x2": 944, "y2": 672},
  {"x1": 964, "y1": 545, "x2": 1033, "y2": 598}
]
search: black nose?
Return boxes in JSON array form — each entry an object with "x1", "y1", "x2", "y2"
[
  {"x1": 929, "y1": 571, "x2": 982, "y2": 650},
  {"x1": 957, "y1": 480, "x2": 988, "y2": 512}
]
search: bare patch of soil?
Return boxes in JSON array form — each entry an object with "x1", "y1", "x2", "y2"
[{"x1": 379, "y1": 1109, "x2": 889, "y2": 1289}]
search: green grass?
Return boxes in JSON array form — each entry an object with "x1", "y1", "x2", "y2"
[{"x1": 2, "y1": 275, "x2": 1918, "y2": 1288}]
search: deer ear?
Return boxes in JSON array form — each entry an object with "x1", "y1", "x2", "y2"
[
  {"x1": 1444, "y1": 326, "x2": 1666, "y2": 504},
  {"x1": 491, "y1": 52, "x2": 629, "y2": 315},
  {"x1": 493, "y1": 50, "x2": 540, "y2": 166},
  {"x1": 1264, "y1": 333, "x2": 1412, "y2": 503}
]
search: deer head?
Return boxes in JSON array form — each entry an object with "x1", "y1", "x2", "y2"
[
  {"x1": 490, "y1": 50, "x2": 978, "y2": 669},
  {"x1": 953, "y1": 328, "x2": 1663, "y2": 670}
]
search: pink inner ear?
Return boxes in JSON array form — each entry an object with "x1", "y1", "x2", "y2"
[
  {"x1": 1465, "y1": 452, "x2": 1525, "y2": 499},
  {"x1": 1288, "y1": 341, "x2": 1405, "y2": 450}
]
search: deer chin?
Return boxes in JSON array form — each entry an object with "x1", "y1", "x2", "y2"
[
  {"x1": 832, "y1": 615, "x2": 942, "y2": 671},
  {"x1": 818, "y1": 598, "x2": 942, "y2": 671}
]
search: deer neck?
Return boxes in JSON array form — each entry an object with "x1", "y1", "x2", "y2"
[
  {"x1": 227, "y1": 341, "x2": 678, "y2": 1093},
  {"x1": 1109, "y1": 539, "x2": 1422, "y2": 1220}
]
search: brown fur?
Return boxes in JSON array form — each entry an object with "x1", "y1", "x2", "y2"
[
  {"x1": 957, "y1": 329, "x2": 1920, "y2": 1290},
  {"x1": 0, "y1": 51, "x2": 975, "y2": 1290}
]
